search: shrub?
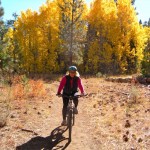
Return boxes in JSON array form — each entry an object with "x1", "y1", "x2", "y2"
[
  {"x1": 11, "y1": 75, "x2": 46, "y2": 99},
  {"x1": 96, "y1": 72, "x2": 103, "y2": 78}
]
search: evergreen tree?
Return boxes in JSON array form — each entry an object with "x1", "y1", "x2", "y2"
[
  {"x1": 0, "y1": 0, "x2": 4, "y2": 72},
  {"x1": 57, "y1": 0, "x2": 87, "y2": 66},
  {"x1": 148, "y1": 18, "x2": 150, "y2": 27},
  {"x1": 0, "y1": 0, "x2": 4, "y2": 41},
  {"x1": 139, "y1": 19, "x2": 142, "y2": 25},
  {"x1": 0, "y1": 0, "x2": 4, "y2": 25}
]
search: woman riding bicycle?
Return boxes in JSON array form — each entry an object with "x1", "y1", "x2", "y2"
[{"x1": 57, "y1": 66, "x2": 86, "y2": 126}]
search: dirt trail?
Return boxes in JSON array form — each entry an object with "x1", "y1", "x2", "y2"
[
  {"x1": 0, "y1": 80, "x2": 98, "y2": 150},
  {"x1": 0, "y1": 78, "x2": 149, "y2": 150},
  {"x1": 41, "y1": 81, "x2": 98, "y2": 150},
  {"x1": 44, "y1": 90, "x2": 97, "y2": 150}
]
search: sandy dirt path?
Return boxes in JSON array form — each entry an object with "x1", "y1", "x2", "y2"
[
  {"x1": 13, "y1": 80, "x2": 98, "y2": 150},
  {"x1": 0, "y1": 78, "x2": 149, "y2": 150}
]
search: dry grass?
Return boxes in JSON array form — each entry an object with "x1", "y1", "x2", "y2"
[
  {"x1": 0, "y1": 75, "x2": 48, "y2": 128},
  {"x1": 11, "y1": 75, "x2": 47, "y2": 99},
  {"x1": 0, "y1": 85, "x2": 11, "y2": 127}
]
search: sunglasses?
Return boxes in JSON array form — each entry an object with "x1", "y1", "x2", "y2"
[{"x1": 69, "y1": 71, "x2": 76, "y2": 74}]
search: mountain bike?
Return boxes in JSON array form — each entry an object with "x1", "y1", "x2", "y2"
[{"x1": 57, "y1": 94, "x2": 87, "y2": 142}]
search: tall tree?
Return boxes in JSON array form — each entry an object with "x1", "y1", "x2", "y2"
[
  {"x1": 57, "y1": 0, "x2": 87, "y2": 66},
  {"x1": 141, "y1": 20, "x2": 150, "y2": 76},
  {"x1": 148, "y1": 18, "x2": 150, "y2": 26},
  {"x1": 0, "y1": 0, "x2": 4, "y2": 25},
  {"x1": 0, "y1": 0, "x2": 5, "y2": 72},
  {"x1": 87, "y1": 0, "x2": 119, "y2": 73},
  {"x1": 13, "y1": 0, "x2": 60, "y2": 73},
  {"x1": 38, "y1": 0, "x2": 60, "y2": 73},
  {"x1": 0, "y1": 0, "x2": 4, "y2": 42},
  {"x1": 116, "y1": 0, "x2": 146, "y2": 73},
  {"x1": 86, "y1": 0, "x2": 147, "y2": 74}
]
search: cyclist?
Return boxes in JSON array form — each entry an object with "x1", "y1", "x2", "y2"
[{"x1": 57, "y1": 66, "x2": 86, "y2": 126}]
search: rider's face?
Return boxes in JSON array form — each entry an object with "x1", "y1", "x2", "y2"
[{"x1": 69, "y1": 71, "x2": 76, "y2": 77}]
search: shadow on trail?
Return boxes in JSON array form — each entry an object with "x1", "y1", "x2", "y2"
[{"x1": 16, "y1": 126, "x2": 71, "y2": 150}]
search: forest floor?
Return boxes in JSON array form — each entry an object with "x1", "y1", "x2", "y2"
[{"x1": 0, "y1": 76, "x2": 150, "y2": 150}]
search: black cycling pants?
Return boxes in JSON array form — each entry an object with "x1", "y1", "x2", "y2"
[{"x1": 62, "y1": 97, "x2": 78, "y2": 120}]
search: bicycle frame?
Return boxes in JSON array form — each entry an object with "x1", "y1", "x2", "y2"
[{"x1": 57, "y1": 94, "x2": 87, "y2": 142}]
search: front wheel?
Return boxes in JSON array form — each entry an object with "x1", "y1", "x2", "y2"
[
  {"x1": 68, "y1": 109, "x2": 73, "y2": 142},
  {"x1": 73, "y1": 113, "x2": 75, "y2": 126}
]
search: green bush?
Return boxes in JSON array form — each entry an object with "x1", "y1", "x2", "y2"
[{"x1": 96, "y1": 72, "x2": 103, "y2": 78}]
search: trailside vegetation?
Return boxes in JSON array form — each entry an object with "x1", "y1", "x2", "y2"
[{"x1": 0, "y1": 0, "x2": 149, "y2": 76}]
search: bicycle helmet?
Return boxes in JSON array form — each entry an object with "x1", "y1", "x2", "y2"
[{"x1": 68, "y1": 66, "x2": 77, "y2": 71}]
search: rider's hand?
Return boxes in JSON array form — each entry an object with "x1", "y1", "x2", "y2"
[
  {"x1": 56, "y1": 92, "x2": 61, "y2": 97},
  {"x1": 81, "y1": 92, "x2": 86, "y2": 96}
]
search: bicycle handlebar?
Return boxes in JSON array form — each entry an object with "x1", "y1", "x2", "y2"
[{"x1": 56, "y1": 94, "x2": 88, "y2": 98}]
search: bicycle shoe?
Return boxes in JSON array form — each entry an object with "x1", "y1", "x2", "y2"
[
  {"x1": 61, "y1": 120, "x2": 67, "y2": 126},
  {"x1": 74, "y1": 107, "x2": 78, "y2": 114}
]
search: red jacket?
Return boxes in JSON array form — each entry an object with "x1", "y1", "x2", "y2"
[{"x1": 57, "y1": 75, "x2": 84, "y2": 94}]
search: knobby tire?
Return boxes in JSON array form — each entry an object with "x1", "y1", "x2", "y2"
[
  {"x1": 68, "y1": 109, "x2": 73, "y2": 142},
  {"x1": 73, "y1": 113, "x2": 75, "y2": 126}
]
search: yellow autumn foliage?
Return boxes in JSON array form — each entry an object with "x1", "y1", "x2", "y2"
[
  {"x1": 86, "y1": 0, "x2": 147, "y2": 74},
  {"x1": 2, "y1": 0, "x2": 148, "y2": 75}
]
